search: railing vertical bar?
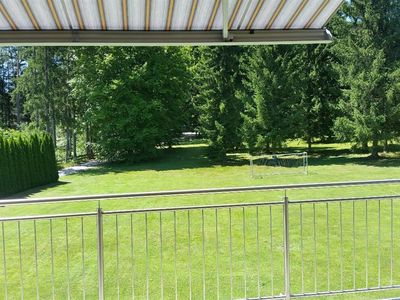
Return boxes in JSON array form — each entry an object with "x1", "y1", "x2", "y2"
[
  {"x1": 229, "y1": 208, "x2": 233, "y2": 300},
  {"x1": 1, "y1": 222, "x2": 7, "y2": 300},
  {"x1": 300, "y1": 204, "x2": 304, "y2": 294},
  {"x1": 97, "y1": 208, "x2": 105, "y2": 300},
  {"x1": 65, "y1": 218, "x2": 70, "y2": 300},
  {"x1": 339, "y1": 202, "x2": 343, "y2": 291},
  {"x1": 390, "y1": 199, "x2": 394, "y2": 286},
  {"x1": 34, "y1": 220, "x2": 40, "y2": 300},
  {"x1": 283, "y1": 193, "x2": 290, "y2": 300},
  {"x1": 313, "y1": 203, "x2": 317, "y2": 293},
  {"x1": 269, "y1": 206, "x2": 274, "y2": 296},
  {"x1": 365, "y1": 201, "x2": 368, "y2": 288},
  {"x1": 173, "y1": 211, "x2": 178, "y2": 300},
  {"x1": 243, "y1": 207, "x2": 247, "y2": 299},
  {"x1": 352, "y1": 201, "x2": 356, "y2": 290},
  {"x1": 159, "y1": 212, "x2": 163, "y2": 300},
  {"x1": 130, "y1": 214, "x2": 135, "y2": 300},
  {"x1": 215, "y1": 209, "x2": 220, "y2": 300},
  {"x1": 378, "y1": 200, "x2": 381, "y2": 287},
  {"x1": 145, "y1": 213, "x2": 149, "y2": 300},
  {"x1": 49, "y1": 220, "x2": 55, "y2": 300},
  {"x1": 18, "y1": 221, "x2": 24, "y2": 300},
  {"x1": 201, "y1": 210, "x2": 206, "y2": 300},
  {"x1": 256, "y1": 206, "x2": 261, "y2": 299},
  {"x1": 81, "y1": 218, "x2": 86, "y2": 300},
  {"x1": 187, "y1": 211, "x2": 192, "y2": 300},
  {"x1": 326, "y1": 203, "x2": 330, "y2": 291},
  {"x1": 116, "y1": 215, "x2": 120, "y2": 300}
]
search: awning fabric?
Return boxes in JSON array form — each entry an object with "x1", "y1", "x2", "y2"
[{"x1": 0, "y1": 0, "x2": 343, "y2": 45}]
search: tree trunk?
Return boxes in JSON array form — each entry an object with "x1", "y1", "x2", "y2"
[
  {"x1": 33, "y1": 48, "x2": 40, "y2": 129},
  {"x1": 86, "y1": 124, "x2": 94, "y2": 159},
  {"x1": 73, "y1": 129, "x2": 77, "y2": 159},
  {"x1": 72, "y1": 97, "x2": 77, "y2": 160},
  {"x1": 307, "y1": 136, "x2": 312, "y2": 152},
  {"x1": 362, "y1": 140, "x2": 369, "y2": 152},
  {"x1": 383, "y1": 139, "x2": 388, "y2": 153},
  {"x1": 15, "y1": 50, "x2": 22, "y2": 125},
  {"x1": 46, "y1": 48, "x2": 57, "y2": 147},
  {"x1": 15, "y1": 94, "x2": 21, "y2": 125},
  {"x1": 51, "y1": 106, "x2": 57, "y2": 147},
  {"x1": 44, "y1": 48, "x2": 52, "y2": 139},
  {"x1": 65, "y1": 127, "x2": 71, "y2": 162},
  {"x1": 370, "y1": 139, "x2": 379, "y2": 158}
]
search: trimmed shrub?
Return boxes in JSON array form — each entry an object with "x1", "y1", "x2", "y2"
[{"x1": 0, "y1": 130, "x2": 58, "y2": 197}]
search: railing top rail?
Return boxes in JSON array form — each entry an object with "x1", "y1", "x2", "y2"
[
  {"x1": 1, "y1": 178, "x2": 400, "y2": 207},
  {"x1": 2, "y1": 193, "x2": 400, "y2": 221},
  {"x1": 0, "y1": 211, "x2": 97, "y2": 222},
  {"x1": 289, "y1": 194, "x2": 400, "y2": 204}
]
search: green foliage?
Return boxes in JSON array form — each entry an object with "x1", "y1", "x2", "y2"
[
  {"x1": 0, "y1": 130, "x2": 58, "y2": 197},
  {"x1": 334, "y1": 47, "x2": 387, "y2": 143},
  {"x1": 240, "y1": 43, "x2": 340, "y2": 152},
  {"x1": 332, "y1": 0, "x2": 400, "y2": 156},
  {"x1": 241, "y1": 46, "x2": 303, "y2": 151},
  {"x1": 192, "y1": 46, "x2": 244, "y2": 160},
  {"x1": 74, "y1": 47, "x2": 190, "y2": 161},
  {"x1": 294, "y1": 45, "x2": 341, "y2": 146}
]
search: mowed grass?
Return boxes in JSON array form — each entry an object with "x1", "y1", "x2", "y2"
[{"x1": 2, "y1": 142, "x2": 400, "y2": 299}]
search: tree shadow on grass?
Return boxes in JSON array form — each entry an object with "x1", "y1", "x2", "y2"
[
  {"x1": 290, "y1": 146, "x2": 352, "y2": 157},
  {"x1": 290, "y1": 143, "x2": 400, "y2": 168},
  {"x1": 309, "y1": 155, "x2": 400, "y2": 168},
  {"x1": 4, "y1": 181, "x2": 70, "y2": 200},
  {"x1": 60, "y1": 144, "x2": 400, "y2": 179},
  {"x1": 77, "y1": 145, "x2": 250, "y2": 176}
]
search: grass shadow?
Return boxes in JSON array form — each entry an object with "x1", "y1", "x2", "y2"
[
  {"x1": 285, "y1": 143, "x2": 400, "y2": 168},
  {"x1": 308, "y1": 155, "x2": 400, "y2": 168},
  {"x1": 77, "y1": 145, "x2": 250, "y2": 176},
  {"x1": 61, "y1": 143, "x2": 400, "y2": 179},
  {"x1": 5, "y1": 181, "x2": 70, "y2": 199}
]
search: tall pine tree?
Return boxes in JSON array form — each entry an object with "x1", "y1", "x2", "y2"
[
  {"x1": 193, "y1": 46, "x2": 244, "y2": 160},
  {"x1": 333, "y1": 0, "x2": 400, "y2": 157}
]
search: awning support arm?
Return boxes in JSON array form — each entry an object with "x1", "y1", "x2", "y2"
[{"x1": 222, "y1": 0, "x2": 229, "y2": 40}]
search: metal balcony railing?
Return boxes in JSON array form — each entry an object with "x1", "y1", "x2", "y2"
[{"x1": 1, "y1": 179, "x2": 400, "y2": 299}]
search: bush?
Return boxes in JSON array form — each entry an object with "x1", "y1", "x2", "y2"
[{"x1": 0, "y1": 130, "x2": 58, "y2": 197}]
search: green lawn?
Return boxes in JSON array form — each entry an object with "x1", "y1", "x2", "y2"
[{"x1": 2, "y1": 142, "x2": 400, "y2": 299}]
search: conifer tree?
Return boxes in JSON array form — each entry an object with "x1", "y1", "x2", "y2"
[
  {"x1": 0, "y1": 130, "x2": 58, "y2": 196},
  {"x1": 333, "y1": 0, "x2": 400, "y2": 157},
  {"x1": 193, "y1": 46, "x2": 244, "y2": 159}
]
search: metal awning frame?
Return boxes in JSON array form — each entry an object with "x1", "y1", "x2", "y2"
[{"x1": 0, "y1": 28, "x2": 333, "y2": 46}]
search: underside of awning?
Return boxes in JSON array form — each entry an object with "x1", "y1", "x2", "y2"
[{"x1": 0, "y1": 0, "x2": 343, "y2": 45}]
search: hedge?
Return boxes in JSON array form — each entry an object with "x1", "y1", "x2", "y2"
[{"x1": 0, "y1": 130, "x2": 58, "y2": 197}]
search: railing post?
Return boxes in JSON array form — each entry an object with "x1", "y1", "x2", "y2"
[
  {"x1": 283, "y1": 191, "x2": 291, "y2": 299},
  {"x1": 97, "y1": 207, "x2": 104, "y2": 300}
]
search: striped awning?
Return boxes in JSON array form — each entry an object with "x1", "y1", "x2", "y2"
[{"x1": 0, "y1": 0, "x2": 343, "y2": 45}]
